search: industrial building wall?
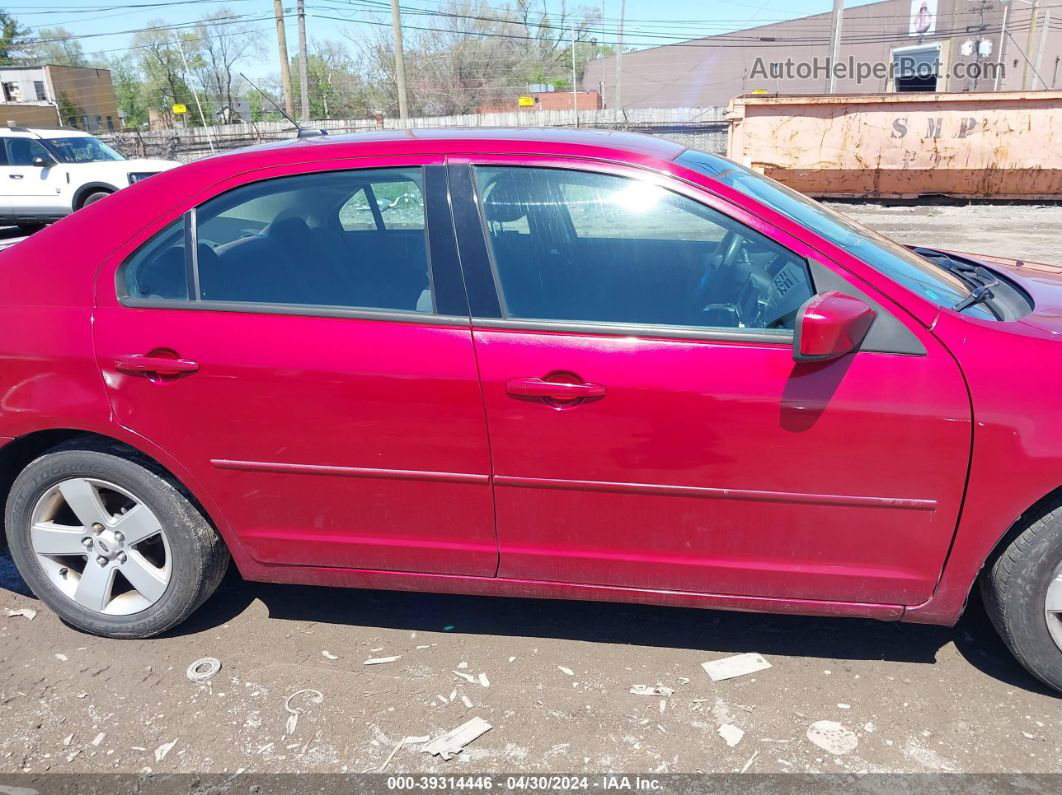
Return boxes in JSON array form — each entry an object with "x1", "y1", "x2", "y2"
[
  {"x1": 584, "y1": 0, "x2": 1049, "y2": 109},
  {"x1": 46, "y1": 65, "x2": 122, "y2": 131}
]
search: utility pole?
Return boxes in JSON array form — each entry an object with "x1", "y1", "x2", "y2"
[
  {"x1": 615, "y1": 0, "x2": 625, "y2": 110},
  {"x1": 1035, "y1": 9, "x2": 1051, "y2": 90},
  {"x1": 571, "y1": 21, "x2": 579, "y2": 126},
  {"x1": 273, "y1": 0, "x2": 294, "y2": 117},
  {"x1": 1023, "y1": 0, "x2": 1040, "y2": 90},
  {"x1": 826, "y1": 0, "x2": 844, "y2": 93},
  {"x1": 389, "y1": 0, "x2": 410, "y2": 127},
  {"x1": 995, "y1": 0, "x2": 1010, "y2": 91},
  {"x1": 297, "y1": 0, "x2": 310, "y2": 121},
  {"x1": 172, "y1": 33, "x2": 215, "y2": 153}
]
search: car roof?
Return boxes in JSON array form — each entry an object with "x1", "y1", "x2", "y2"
[
  {"x1": 0, "y1": 127, "x2": 92, "y2": 140},
  {"x1": 216, "y1": 126, "x2": 687, "y2": 163}
]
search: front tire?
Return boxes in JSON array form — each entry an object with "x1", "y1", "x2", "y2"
[
  {"x1": 5, "y1": 443, "x2": 228, "y2": 638},
  {"x1": 981, "y1": 499, "x2": 1062, "y2": 691},
  {"x1": 79, "y1": 190, "x2": 112, "y2": 209}
]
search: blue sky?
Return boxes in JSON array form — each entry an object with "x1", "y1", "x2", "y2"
[{"x1": 17, "y1": 0, "x2": 882, "y2": 76}]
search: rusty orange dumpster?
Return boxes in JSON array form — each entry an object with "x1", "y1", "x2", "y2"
[{"x1": 725, "y1": 91, "x2": 1062, "y2": 199}]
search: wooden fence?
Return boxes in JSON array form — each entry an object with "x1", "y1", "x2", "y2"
[{"x1": 101, "y1": 106, "x2": 728, "y2": 163}]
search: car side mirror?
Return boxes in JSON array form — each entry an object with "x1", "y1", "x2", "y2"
[
  {"x1": 31, "y1": 157, "x2": 51, "y2": 168},
  {"x1": 793, "y1": 291, "x2": 876, "y2": 362}
]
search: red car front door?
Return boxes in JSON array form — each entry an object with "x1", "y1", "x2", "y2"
[
  {"x1": 451, "y1": 160, "x2": 971, "y2": 607},
  {"x1": 93, "y1": 162, "x2": 497, "y2": 576}
]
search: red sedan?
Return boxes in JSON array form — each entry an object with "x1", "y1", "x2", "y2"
[{"x1": 3, "y1": 129, "x2": 1062, "y2": 690}]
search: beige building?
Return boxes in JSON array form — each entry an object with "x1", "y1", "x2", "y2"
[
  {"x1": 585, "y1": 0, "x2": 1059, "y2": 108},
  {"x1": 0, "y1": 64, "x2": 121, "y2": 131}
]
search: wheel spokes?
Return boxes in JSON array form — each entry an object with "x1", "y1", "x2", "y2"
[
  {"x1": 32, "y1": 477, "x2": 172, "y2": 616},
  {"x1": 31, "y1": 522, "x2": 89, "y2": 556},
  {"x1": 119, "y1": 550, "x2": 168, "y2": 603},
  {"x1": 74, "y1": 561, "x2": 116, "y2": 612},
  {"x1": 58, "y1": 479, "x2": 111, "y2": 529},
  {"x1": 112, "y1": 503, "x2": 163, "y2": 546}
]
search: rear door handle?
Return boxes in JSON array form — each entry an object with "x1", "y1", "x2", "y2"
[
  {"x1": 114, "y1": 354, "x2": 199, "y2": 376},
  {"x1": 506, "y1": 378, "x2": 606, "y2": 400}
]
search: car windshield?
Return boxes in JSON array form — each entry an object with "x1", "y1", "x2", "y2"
[
  {"x1": 675, "y1": 149, "x2": 987, "y2": 315},
  {"x1": 44, "y1": 136, "x2": 125, "y2": 164}
]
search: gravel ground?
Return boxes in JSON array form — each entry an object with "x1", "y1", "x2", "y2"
[
  {"x1": 1, "y1": 205, "x2": 1061, "y2": 779},
  {"x1": 826, "y1": 202, "x2": 1062, "y2": 266}
]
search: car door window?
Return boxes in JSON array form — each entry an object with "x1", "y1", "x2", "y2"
[
  {"x1": 5, "y1": 138, "x2": 52, "y2": 166},
  {"x1": 474, "y1": 166, "x2": 814, "y2": 332},
  {"x1": 338, "y1": 178, "x2": 425, "y2": 231},
  {"x1": 119, "y1": 167, "x2": 434, "y2": 313}
]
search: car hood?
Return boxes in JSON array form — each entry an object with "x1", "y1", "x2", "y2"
[
  {"x1": 118, "y1": 158, "x2": 181, "y2": 172},
  {"x1": 942, "y1": 249, "x2": 1062, "y2": 338}
]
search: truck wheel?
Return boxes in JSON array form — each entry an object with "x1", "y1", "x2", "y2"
[
  {"x1": 981, "y1": 499, "x2": 1062, "y2": 691},
  {"x1": 4, "y1": 443, "x2": 229, "y2": 638},
  {"x1": 79, "y1": 190, "x2": 112, "y2": 208}
]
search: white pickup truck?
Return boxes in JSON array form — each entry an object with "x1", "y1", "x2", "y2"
[{"x1": 0, "y1": 125, "x2": 179, "y2": 231}]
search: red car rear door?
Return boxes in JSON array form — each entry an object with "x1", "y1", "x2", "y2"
[
  {"x1": 449, "y1": 159, "x2": 971, "y2": 607},
  {"x1": 93, "y1": 160, "x2": 497, "y2": 576}
]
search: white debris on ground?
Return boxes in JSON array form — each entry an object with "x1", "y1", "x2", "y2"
[
  {"x1": 629, "y1": 685, "x2": 675, "y2": 696},
  {"x1": 806, "y1": 721, "x2": 859, "y2": 755},
  {"x1": 3, "y1": 607, "x2": 36, "y2": 620},
  {"x1": 186, "y1": 657, "x2": 222, "y2": 683},
  {"x1": 701, "y1": 653, "x2": 772, "y2": 682},
  {"x1": 154, "y1": 738, "x2": 179, "y2": 762},
  {"x1": 283, "y1": 689, "x2": 324, "y2": 736},
  {"x1": 363, "y1": 655, "x2": 401, "y2": 665},
  {"x1": 717, "y1": 724, "x2": 745, "y2": 747},
  {"x1": 422, "y1": 717, "x2": 493, "y2": 761}
]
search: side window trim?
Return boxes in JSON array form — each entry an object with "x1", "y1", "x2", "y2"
[
  {"x1": 460, "y1": 162, "x2": 814, "y2": 343},
  {"x1": 185, "y1": 208, "x2": 200, "y2": 301},
  {"x1": 118, "y1": 165, "x2": 471, "y2": 324}
]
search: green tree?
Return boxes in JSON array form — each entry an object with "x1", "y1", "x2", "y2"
[
  {"x1": 130, "y1": 23, "x2": 198, "y2": 127},
  {"x1": 0, "y1": 8, "x2": 28, "y2": 64},
  {"x1": 107, "y1": 53, "x2": 150, "y2": 128},
  {"x1": 290, "y1": 41, "x2": 370, "y2": 120},
  {"x1": 27, "y1": 27, "x2": 90, "y2": 67}
]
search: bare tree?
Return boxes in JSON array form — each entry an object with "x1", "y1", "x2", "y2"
[{"x1": 193, "y1": 8, "x2": 263, "y2": 123}]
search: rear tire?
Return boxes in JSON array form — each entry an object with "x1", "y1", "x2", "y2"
[
  {"x1": 981, "y1": 499, "x2": 1062, "y2": 692},
  {"x1": 4, "y1": 443, "x2": 228, "y2": 638},
  {"x1": 79, "y1": 190, "x2": 112, "y2": 209}
]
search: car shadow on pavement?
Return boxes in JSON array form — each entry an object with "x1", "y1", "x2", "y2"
[
  {"x1": 171, "y1": 566, "x2": 1058, "y2": 697},
  {"x1": 1, "y1": 550, "x2": 1053, "y2": 696}
]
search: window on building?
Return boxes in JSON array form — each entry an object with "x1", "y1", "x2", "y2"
[
  {"x1": 893, "y1": 44, "x2": 941, "y2": 92},
  {"x1": 106, "y1": 116, "x2": 115, "y2": 131},
  {"x1": 33, "y1": 81, "x2": 47, "y2": 101},
  {"x1": 1, "y1": 82, "x2": 21, "y2": 102}
]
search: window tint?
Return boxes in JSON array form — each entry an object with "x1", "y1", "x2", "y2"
[
  {"x1": 120, "y1": 219, "x2": 188, "y2": 301},
  {"x1": 475, "y1": 166, "x2": 813, "y2": 332},
  {"x1": 120, "y1": 168, "x2": 433, "y2": 314},
  {"x1": 338, "y1": 176, "x2": 424, "y2": 231},
  {"x1": 675, "y1": 149, "x2": 995, "y2": 320},
  {"x1": 5, "y1": 138, "x2": 52, "y2": 166}
]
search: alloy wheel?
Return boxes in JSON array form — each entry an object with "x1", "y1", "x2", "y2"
[{"x1": 29, "y1": 477, "x2": 171, "y2": 615}]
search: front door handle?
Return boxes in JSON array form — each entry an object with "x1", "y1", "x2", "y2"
[
  {"x1": 115, "y1": 354, "x2": 200, "y2": 376},
  {"x1": 9, "y1": 174, "x2": 22, "y2": 180},
  {"x1": 506, "y1": 377, "x2": 606, "y2": 400}
]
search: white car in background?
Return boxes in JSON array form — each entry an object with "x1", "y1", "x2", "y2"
[{"x1": 0, "y1": 125, "x2": 179, "y2": 232}]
